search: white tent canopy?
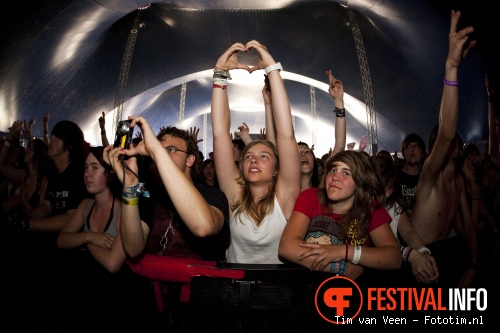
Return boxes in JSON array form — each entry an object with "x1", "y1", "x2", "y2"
[{"x1": 0, "y1": 0, "x2": 495, "y2": 156}]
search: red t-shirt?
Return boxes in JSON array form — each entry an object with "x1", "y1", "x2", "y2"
[{"x1": 293, "y1": 188, "x2": 390, "y2": 246}]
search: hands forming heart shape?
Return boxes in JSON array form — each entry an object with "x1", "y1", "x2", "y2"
[{"x1": 215, "y1": 40, "x2": 277, "y2": 74}]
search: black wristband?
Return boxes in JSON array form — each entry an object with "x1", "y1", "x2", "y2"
[
  {"x1": 488, "y1": 96, "x2": 495, "y2": 103},
  {"x1": 334, "y1": 107, "x2": 346, "y2": 118}
]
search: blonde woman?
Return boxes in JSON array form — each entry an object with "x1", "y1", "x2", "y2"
[{"x1": 211, "y1": 41, "x2": 300, "y2": 264}]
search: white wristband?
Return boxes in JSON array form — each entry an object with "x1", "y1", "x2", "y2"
[
  {"x1": 417, "y1": 246, "x2": 431, "y2": 255},
  {"x1": 264, "y1": 62, "x2": 283, "y2": 75},
  {"x1": 352, "y1": 245, "x2": 362, "y2": 264}
]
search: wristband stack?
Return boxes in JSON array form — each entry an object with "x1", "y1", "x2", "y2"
[
  {"x1": 213, "y1": 67, "x2": 231, "y2": 89},
  {"x1": 401, "y1": 245, "x2": 413, "y2": 262},
  {"x1": 122, "y1": 182, "x2": 149, "y2": 205}
]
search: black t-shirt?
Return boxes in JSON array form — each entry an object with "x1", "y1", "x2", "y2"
[
  {"x1": 139, "y1": 181, "x2": 230, "y2": 261},
  {"x1": 395, "y1": 169, "x2": 420, "y2": 220},
  {"x1": 44, "y1": 161, "x2": 87, "y2": 216}
]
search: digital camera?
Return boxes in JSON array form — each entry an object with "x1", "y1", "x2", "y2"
[{"x1": 113, "y1": 120, "x2": 134, "y2": 149}]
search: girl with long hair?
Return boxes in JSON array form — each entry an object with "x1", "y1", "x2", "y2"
[
  {"x1": 211, "y1": 41, "x2": 300, "y2": 264},
  {"x1": 279, "y1": 150, "x2": 401, "y2": 279}
]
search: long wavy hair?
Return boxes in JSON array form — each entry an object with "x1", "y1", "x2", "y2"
[
  {"x1": 369, "y1": 154, "x2": 404, "y2": 214},
  {"x1": 231, "y1": 140, "x2": 279, "y2": 226},
  {"x1": 319, "y1": 150, "x2": 385, "y2": 241}
]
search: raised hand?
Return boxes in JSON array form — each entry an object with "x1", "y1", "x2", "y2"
[
  {"x1": 215, "y1": 42, "x2": 250, "y2": 72},
  {"x1": 447, "y1": 10, "x2": 476, "y2": 68},
  {"x1": 258, "y1": 128, "x2": 266, "y2": 140},
  {"x1": 7, "y1": 120, "x2": 23, "y2": 141},
  {"x1": 326, "y1": 70, "x2": 344, "y2": 102},
  {"x1": 23, "y1": 119, "x2": 35, "y2": 141},
  {"x1": 359, "y1": 135, "x2": 368, "y2": 151},
  {"x1": 189, "y1": 126, "x2": 203, "y2": 144},
  {"x1": 105, "y1": 144, "x2": 138, "y2": 187},
  {"x1": 235, "y1": 122, "x2": 250, "y2": 138},
  {"x1": 262, "y1": 74, "x2": 272, "y2": 104},
  {"x1": 246, "y1": 40, "x2": 277, "y2": 74},
  {"x1": 43, "y1": 112, "x2": 49, "y2": 132},
  {"x1": 98, "y1": 111, "x2": 106, "y2": 130}
]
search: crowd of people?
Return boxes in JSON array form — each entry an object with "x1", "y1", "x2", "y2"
[{"x1": 1, "y1": 10, "x2": 499, "y2": 332}]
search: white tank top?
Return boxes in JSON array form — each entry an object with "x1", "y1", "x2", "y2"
[{"x1": 226, "y1": 195, "x2": 286, "y2": 264}]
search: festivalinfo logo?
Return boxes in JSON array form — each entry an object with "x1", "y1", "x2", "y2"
[{"x1": 315, "y1": 276, "x2": 487, "y2": 325}]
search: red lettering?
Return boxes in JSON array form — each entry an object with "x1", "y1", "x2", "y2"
[
  {"x1": 367, "y1": 288, "x2": 377, "y2": 310},
  {"x1": 384, "y1": 288, "x2": 395, "y2": 310},
  {"x1": 413, "y1": 288, "x2": 425, "y2": 310},
  {"x1": 424, "y1": 288, "x2": 436, "y2": 310},
  {"x1": 377, "y1": 288, "x2": 387, "y2": 310},
  {"x1": 437, "y1": 288, "x2": 447, "y2": 310},
  {"x1": 397, "y1": 288, "x2": 408, "y2": 310}
]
